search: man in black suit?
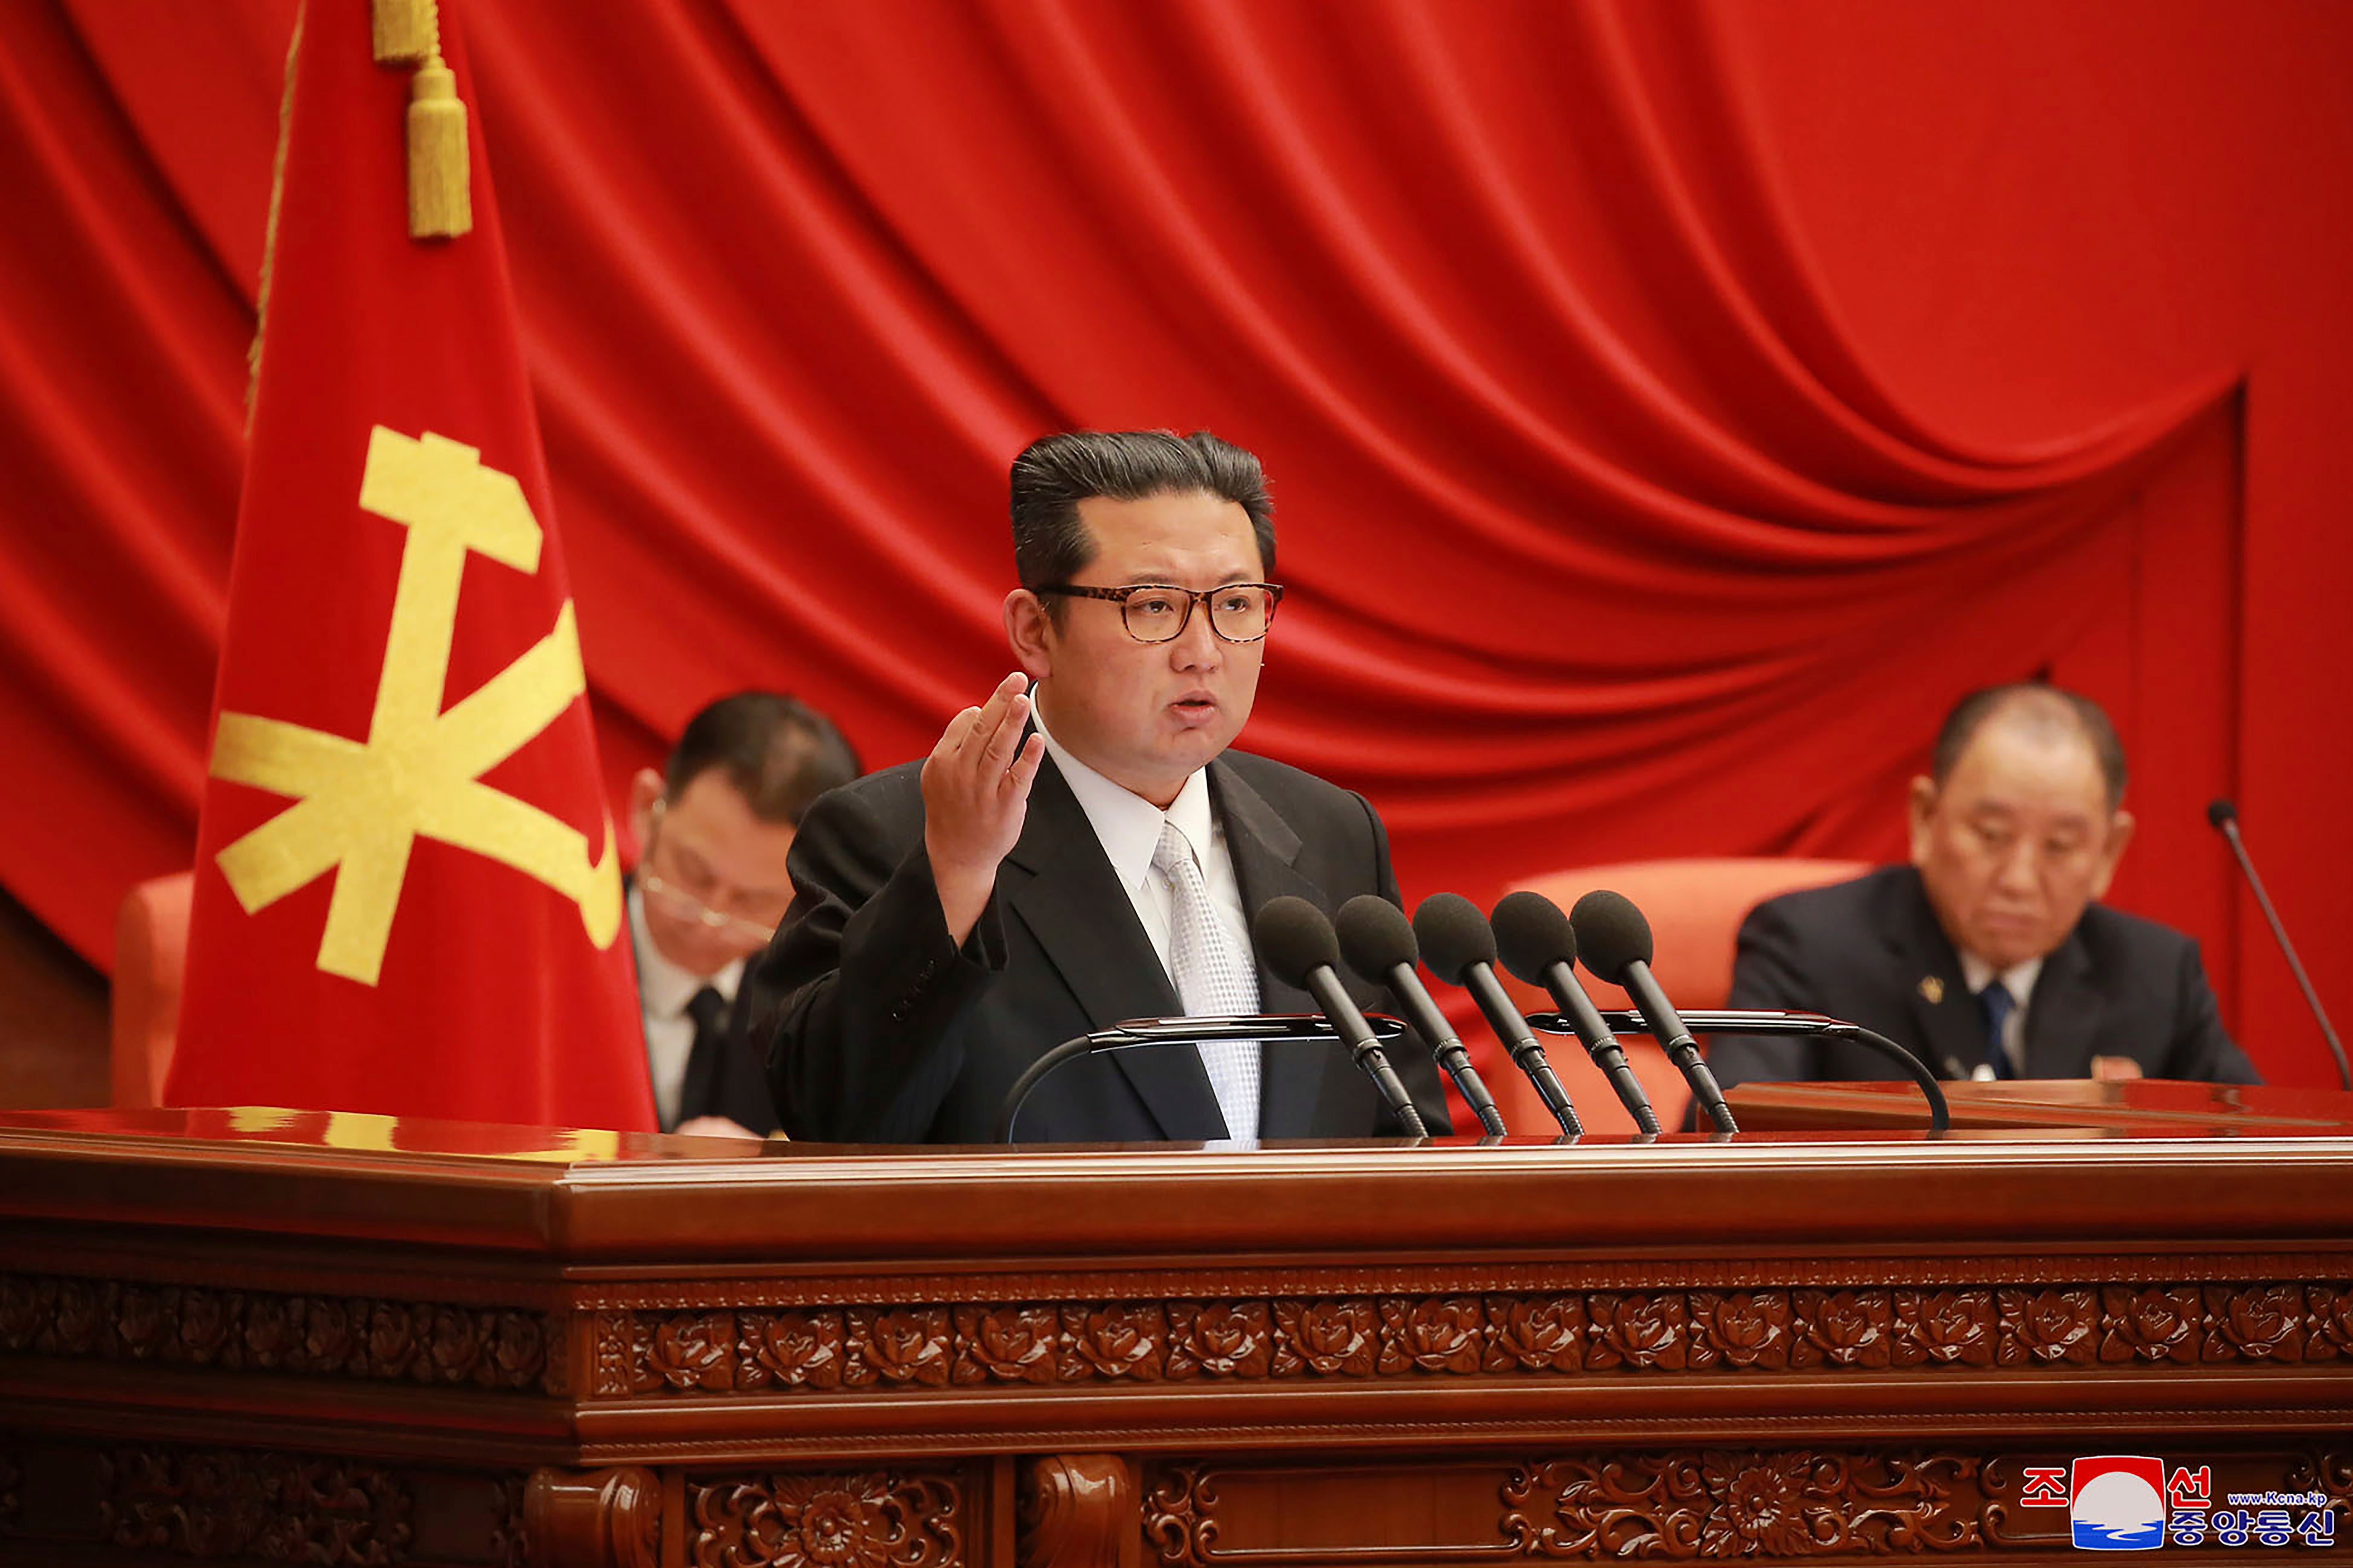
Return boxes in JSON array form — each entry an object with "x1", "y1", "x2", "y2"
[
  {"x1": 627, "y1": 692, "x2": 860, "y2": 1137},
  {"x1": 1713, "y1": 683, "x2": 2259, "y2": 1087},
  {"x1": 743, "y1": 431, "x2": 1449, "y2": 1144}
]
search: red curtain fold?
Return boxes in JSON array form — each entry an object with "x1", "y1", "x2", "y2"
[{"x1": 4, "y1": 0, "x2": 2349, "y2": 1084}]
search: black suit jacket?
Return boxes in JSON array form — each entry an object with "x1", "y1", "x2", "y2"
[
  {"x1": 1710, "y1": 864, "x2": 2260, "y2": 1087},
  {"x1": 740, "y1": 749, "x2": 1452, "y2": 1144},
  {"x1": 672, "y1": 994, "x2": 779, "y2": 1135}
]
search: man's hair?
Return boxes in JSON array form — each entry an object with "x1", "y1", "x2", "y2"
[
  {"x1": 1932, "y1": 682, "x2": 2128, "y2": 810},
  {"x1": 1008, "y1": 431, "x2": 1277, "y2": 600},
  {"x1": 664, "y1": 692, "x2": 862, "y2": 826}
]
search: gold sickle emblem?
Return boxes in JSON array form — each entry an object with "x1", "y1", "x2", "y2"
[{"x1": 208, "y1": 427, "x2": 622, "y2": 985}]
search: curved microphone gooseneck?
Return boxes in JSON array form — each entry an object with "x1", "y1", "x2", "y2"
[
  {"x1": 1519, "y1": 1008, "x2": 1952, "y2": 1134},
  {"x1": 991, "y1": 1014, "x2": 1410, "y2": 1142}
]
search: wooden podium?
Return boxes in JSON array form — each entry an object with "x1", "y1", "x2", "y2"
[{"x1": 2, "y1": 1087, "x2": 2349, "y2": 1565}]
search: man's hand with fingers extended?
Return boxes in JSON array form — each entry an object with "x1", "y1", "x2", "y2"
[{"x1": 923, "y1": 671, "x2": 1047, "y2": 946}]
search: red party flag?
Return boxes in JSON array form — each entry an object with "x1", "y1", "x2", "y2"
[{"x1": 168, "y1": 0, "x2": 653, "y2": 1130}]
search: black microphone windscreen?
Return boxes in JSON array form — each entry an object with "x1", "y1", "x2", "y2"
[
  {"x1": 1568, "y1": 889, "x2": 1653, "y2": 985},
  {"x1": 1254, "y1": 895, "x2": 1341, "y2": 986},
  {"x1": 1335, "y1": 894, "x2": 1418, "y2": 981},
  {"x1": 1491, "y1": 890, "x2": 1577, "y2": 985},
  {"x1": 2207, "y1": 798, "x2": 2238, "y2": 829},
  {"x1": 1411, "y1": 892, "x2": 1497, "y2": 985}
]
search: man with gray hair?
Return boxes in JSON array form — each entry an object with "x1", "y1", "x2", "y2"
[
  {"x1": 1711, "y1": 682, "x2": 2260, "y2": 1087},
  {"x1": 742, "y1": 430, "x2": 1450, "y2": 1144}
]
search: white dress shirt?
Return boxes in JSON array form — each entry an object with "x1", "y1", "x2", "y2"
[
  {"x1": 1030, "y1": 695, "x2": 1255, "y2": 987},
  {"x1": 628, "y1": 885, "x2": 745, "y2": 1130}
]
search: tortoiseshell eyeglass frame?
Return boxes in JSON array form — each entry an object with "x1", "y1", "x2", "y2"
[{"x1": 1030, "y1": 582, "x2": 1285, "y2": 644}]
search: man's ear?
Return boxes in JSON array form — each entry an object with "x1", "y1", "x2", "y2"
[
  {"x1": 2089, "y1": 808, "x2": 2136, "y2": 899},
  {"x1": 1004, "y1": 588, "x2": 1054, "y2": 678},
  {"x1": 1906, "y1": 775, "x2": 1939, "y2": 865},
  {"x1": 627, "y1": 767, "x2": 665, "y2": 857}
]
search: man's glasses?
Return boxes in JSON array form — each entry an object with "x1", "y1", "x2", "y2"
[
  {"x1": 1033, "y1": 581, "x2": 1284, "y2": 644},
  {"x1": 638, "y1": 803, "x2": 785, "y2": 945}
]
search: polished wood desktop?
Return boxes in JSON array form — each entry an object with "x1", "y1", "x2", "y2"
[{"x1": 2, "y1": 1093, "x2": 2349, "y2": 1565}]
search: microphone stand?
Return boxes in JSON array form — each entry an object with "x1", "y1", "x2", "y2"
[
  {"x1": 1522, "y1": 1008, "x2": 1951, "y2": 1133},
  {"x1": 993, "y1": 1014, "x2": 1410, "y2": 1143},
  {"x1": 2213, "y1": 809, "x2": 2351, "y2": 1090}
]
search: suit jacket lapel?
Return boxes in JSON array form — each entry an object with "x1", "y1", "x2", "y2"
[
  {"x1": 2022, "y1": 927, "x2": 2101, "y2": 1078},
  {"x1": 1211, "y1": 760, "x2": 1347, "y2": 1140},
  {"x1": 1002, "y1": 756, "x2": 1224, "y2": 1139},
  {"x1": 1886, "y1": 869, "x2": 1987, "y2": 1079}
]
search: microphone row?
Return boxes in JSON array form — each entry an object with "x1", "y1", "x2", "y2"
[
  {"x1": 1252, "y1": 887, "x2": 1738, "y2": 1138},
  {"x1": 989, "y1": 889, "x2": 1949, "y2": 1139}
]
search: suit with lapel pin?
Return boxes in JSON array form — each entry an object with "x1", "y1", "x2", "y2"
[
  {"x1": 740, "y1": 747, "x2": 1453, "y2": 1144},
  {"x1": 1709, "y1": 864, "x2": 2260, "y2": 1087}
]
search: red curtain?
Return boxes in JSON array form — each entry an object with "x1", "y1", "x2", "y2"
[{"x1": 4, "y1": 0, "x2": 2349, "y2": 1083}]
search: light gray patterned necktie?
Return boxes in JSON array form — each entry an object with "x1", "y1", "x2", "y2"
[{"x1": 1152, "y1": 819, "x2": 1262, "y2": 1137}]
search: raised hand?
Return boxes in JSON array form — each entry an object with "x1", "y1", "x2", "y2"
[{"x1": 923, "y1": 671, "x2": 1047, "y2": 945}]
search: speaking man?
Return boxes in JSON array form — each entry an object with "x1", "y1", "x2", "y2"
[
  {"x1": 743, "y1": 430, "x2": 1450, "y2": 1144},
  {"x1": 1712, "y1": 683, "x2": 2260, "y2": 1087},
  {"x1": 627, "y1": 692, "x2": 860, "y2": 1137}
]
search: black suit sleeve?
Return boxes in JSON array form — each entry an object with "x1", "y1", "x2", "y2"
[
  {"x1": 2162, "y1": 938, "x2": 2263, "y2": 1085},
  {"x1": 1707, "y1": 896, "x2": 1826, "y2": 1089},
  {"x1": 742, "y1": 776, "x2": 1008, "y2": 1143}
]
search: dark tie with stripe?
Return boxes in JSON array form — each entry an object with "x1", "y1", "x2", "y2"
[{"x1": 1978, "y1": 979, "x2": 2017, "y2": 1080}]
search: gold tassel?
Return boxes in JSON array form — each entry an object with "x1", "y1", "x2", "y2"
[
  {"x1": 371, "y1": 0, "x2": 432, "y2": 65},
  {"x1": 407, "y1": 56, "x2": 472, "y2": 240}
]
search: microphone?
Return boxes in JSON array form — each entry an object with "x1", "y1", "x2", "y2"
[
  {"x1": 2209, "y1": 799, "x2": 2350, "y2": 1090},
  {"x1": 1491, "y1": 890, "x2": 1662, "y2": 1134},
  {"x1": 1336, "y1": 895, "x2": 1507, "y2": 1135},
  {"x1": 1413, "y1": 893, "x2": 1582, "y2": 1135},
  {"x1": 1253, "y1": 896, "x2": 1429, "y2": 1137},
  {"x1": 1568, "y1": 890, "x2": 1737, "y2": 1134}
]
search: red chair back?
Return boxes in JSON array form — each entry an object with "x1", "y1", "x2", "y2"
[
  {"x1": 111, "y1": 871, "x2": 194, "y2": 1107},
  {"x1": 1511, "y1": 857, "x2": 1871, "y2": 1010}
]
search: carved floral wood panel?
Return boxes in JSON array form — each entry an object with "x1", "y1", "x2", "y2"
[
  {"x1": 1139, "y1": 1448, "x2": 2352, "y2": 1562},
  {"x1": 1500, "y1": 1452, "x2": 1980, "y2": 1558},
  {"x1": 0, "y1": 1439, "x2": 561, "y2": 1565},
  {"x1": 0, "y1": 1270, "x2": 559, "y2": 1394},
  {"x1": 687, "y1": 1471, "x2": 963, "y2": 1568},
  {"x1": 17, "y1": 1446, "x2": 420, "y2": 1565},
  {"x1": 591, "y1": 1281, "x2": 2353, "y2": 1397},
  {"x1": 7, "y1": 1265, "x2": 2348, "y2": 1406}
]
